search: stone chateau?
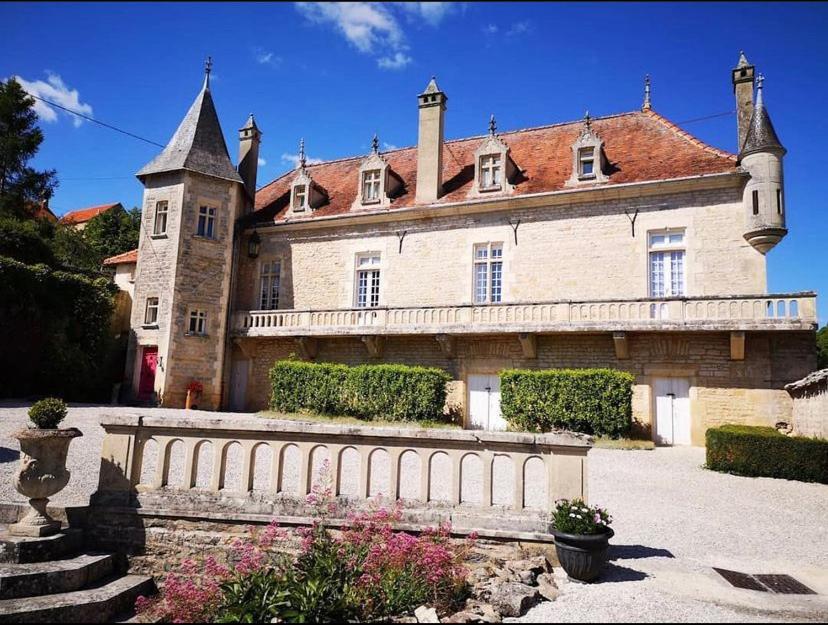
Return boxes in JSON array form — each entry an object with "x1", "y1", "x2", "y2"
[{"x1": 123, "y1": 53, "x2": 817, "y2": 445}]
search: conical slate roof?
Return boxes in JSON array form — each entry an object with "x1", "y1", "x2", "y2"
[
  {"x1": 741, "y1": 77, "x2": 784, "y2": 157},
  {"x1": 137, "y1": 79, "x2": 243, "y2": 183}
]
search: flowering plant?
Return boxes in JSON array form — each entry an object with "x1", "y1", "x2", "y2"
[
  {"x1": 551, "y1": 498, "x2": 612, "y2": 535},
  {"x1": 186, "y1": 380, "x2": 204, "y2": 395}
]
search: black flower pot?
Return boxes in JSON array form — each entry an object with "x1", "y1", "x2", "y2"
[{"x1": 551, "y1": 527, "x2": 614, "y2": 582}]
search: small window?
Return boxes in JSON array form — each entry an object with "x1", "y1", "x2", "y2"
[
  {"x1": 153, "y1": 201, "x2": 168, "y2": 235},
  {"x1": 197, "y1": 206, "x2": 216, "y2": 238},
  {"x1": 259, "y1": 260, "x2": 281, "y2": 310},
  {"x1": 479, "y1": 154, "x2": 502, "y2": 190},
  {"x1": 144, "y1": 297, "x2": 159, "y2": 325},
  {"x1": 579, "y1": 147, "x2": 595, "y2": 178},
  {"x1": 355, "y1": 253, "x2": 381, "y2": 308},
  {"x1": 362, "y1": 170, "x2": 382, "y2": 203},
  {"x1": 776, "y1": 188, "x2": 783, "y2": 215},
  {"x1": 752, "y1": 190, "x2": 759, "y2": 215},
  {"x1": 473, "y1": 242, "x2": 504, "y2": 304},
  {"x1": 293, "y1": 185, "x2": 307, "y2": 211},
  {"x1": 648, "y1": 229, "x2": 686, "y2": 300},
  {"x1": 188, "y1": 310, "x2": 207, "y2": 335}
]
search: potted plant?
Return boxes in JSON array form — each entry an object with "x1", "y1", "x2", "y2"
[
  {"x1": 550, "y1": 498, "x2": 614, "y2": 582},
  {"x1": 185, "y1": 380, "x2": 203, "y2": 410},
  {"x1": 10, "y1": 398, "x2": 82, "y2": 537}
]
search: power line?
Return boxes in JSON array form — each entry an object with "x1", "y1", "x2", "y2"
[
  {"x1": 675, "y1": 110, "x2": 736, "y2": 125},
  {"x1": 26, "y1": 93, "x2": 166, "y2": 148}
]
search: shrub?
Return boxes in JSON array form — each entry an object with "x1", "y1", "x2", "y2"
[
  {"x1": 552, "y1": 498, "x2": 613, "y2": 535},
  {"x1": 706, "y1": 425, "x2": 828, "y2": 484},
  {"x1": 500, "y1": 368, "x2": 634, "y2": 437},
  {"x1": 269, "y1": 360, "x2": 451, "y2": 422},
  {"x1": 27, "y1": 397, "x2": 67, "y2": 429}
]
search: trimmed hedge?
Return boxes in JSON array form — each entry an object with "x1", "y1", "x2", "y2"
[
  {"x1": 500, "y1": 368, "x2": 634, "y2": 437},
  {"x1": 269, "y1": 360, "x2": 452, "y2": 422},
  {"x1": 706, "y1": 425, "x2": 828, "y2": 484}
]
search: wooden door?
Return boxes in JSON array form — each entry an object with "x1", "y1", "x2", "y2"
[{"x1": 138, "y1": 346, "x2": 158, "y2": 400}]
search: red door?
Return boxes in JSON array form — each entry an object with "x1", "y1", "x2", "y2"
[{"x1": 138, "y1": 346, "x2": 158, "y2": 400}]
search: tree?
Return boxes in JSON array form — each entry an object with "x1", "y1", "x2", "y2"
[
  {"x1": 83, "y1": 205, "x2": 141, "y2": 260},
  {"x1": 0, "y1": 78, "x2": 57, "y2": 219},
  {"x1": 818, "y1": 325, "x2": 828, "y2": 370},
  {"x1": 51, "y1": 222, "x2": 101, "y2": 271}
]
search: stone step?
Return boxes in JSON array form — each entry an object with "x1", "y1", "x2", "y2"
[
  {"x1": 0, "y1": 574, "x2": 156, "y2": 623},
  {"x1": 0, "y1": 528, "x2": 84, "y2": 564},
  {"x1": 0, "y1": 553, "x2": 118, "y2": 600}
]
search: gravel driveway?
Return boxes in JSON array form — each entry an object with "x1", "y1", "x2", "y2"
[{"x1": 2, "y1": 401, "x2": 827, "y2": 622}]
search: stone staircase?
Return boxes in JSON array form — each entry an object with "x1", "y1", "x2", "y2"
[{"x1": 0, "y1": 525, "x2": 155, "y2": 623}]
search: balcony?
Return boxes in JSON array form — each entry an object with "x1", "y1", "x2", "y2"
[{"x1": 232, "y1": 293, "x2": 817, "y2": 338}]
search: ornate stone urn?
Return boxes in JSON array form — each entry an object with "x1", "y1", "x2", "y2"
[{"x1": 10, "y1": 428, "x2": 82, "y2": 537}]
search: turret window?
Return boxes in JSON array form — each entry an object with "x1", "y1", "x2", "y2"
[
  {"x1": 144, "y1": 297, "x2": 159, "y2": 326},
  {"x1": 752, "y1": 190, "x2": 759, "y2": 215},
  {"x1": 187, "y1": 310, "x2": 207, "y2": 336},
  {"x1": 479, "y1": 154, "x2": 502, "y2": 190},
  {"x1": 579, "y1": 148, "x2": 595, "y2": 178},
  {"x1": 153, "y1": 201, "x2": 168, "y2": 235},
  {"x1": 776, "y1": 189, "x2": 783, "y2": 215},
  {"x1": 292, "y1": 185, "x2": 307, "y2": 211},
  {"x1": 197, "y1": 206, "x2": 216, "y2": 238},
  {"x1": 362, "y1": 170, "x2": 382, "y2": 203}
]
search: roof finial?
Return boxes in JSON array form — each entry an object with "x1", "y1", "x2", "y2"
[
  {"x1": 642, "y1": 74, "x2": 652, "y2": 111},
  {"x1": 371, "y1": 133, "x2": 379, "y2": 154},
  {"x1": 204, "y1": 55, "x2": 213, "y2": 89},
  {"x1": 584, "y1": 110, "x2": 591, "y2": 130},
  {"x1": 299, "y1": 137, "x2": 306, "y2": 169},
  {"x1": 489, "y1": 114, "x2": 497, "y2": 136}
]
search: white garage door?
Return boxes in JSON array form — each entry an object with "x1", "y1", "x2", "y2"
[
  {"x1": 468, "y1": 374, "x2": 507, "y2": 431},
  {"x1": 653, "y1": 377, "x2": 691, "y2": 445}
]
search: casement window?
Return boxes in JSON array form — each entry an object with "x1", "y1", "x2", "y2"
[
  {"x1": 144, "y1": 297, "x2": 159, "y2": 325},
  {"x1": 473, "y1": 242, "x2": 504, "y2": 304},
  {"x1": 259, "y1": 260, "x2": 281, "y2": 310},
  {"x1": 355, "y1": 253, "x2": 381, "y2": 308},
  {"x1": 197, "y1": 206, "x2": 216, "y2": 238},
  {"x1": 578, "y1": 147, "x2": 595, "y2": 178},
  {"x1": 187, "y1": 309, "x2": 207, "y2": 335},
  {"x1": 292, "y1": 184, "x2": 307, "y2": 211},
  {"x1": 362, "y1": 170, "x2": 382, "y2": 203},
  {"x1": 752, "y1": 190, "x2": 759, "y2": 215},
  {"x1": 153, "y1": 201, "x2": 168, "y2": 235},
  {"x1": 776, "y1": 188, "x2": 783, "y2": 215},
  {"x1": 479, "y1": 154, "x2": 502, "y2": 190},
  {"x1": 649, "y1": 230, "x2": 686, "y2": 299}
]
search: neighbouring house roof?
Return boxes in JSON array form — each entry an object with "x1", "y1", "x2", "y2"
[
  {"x1": 785, "y1": 369, "x2": 828, "y2": 394},
  {"x1": 60, "y1": 202, "x2": 122, "y2": 225},
  {"x1": 136, "y1": 79, "x2": 243, "y2": 184},
  {"x1": 102, "y1": 248, "x2": 138, "y2": 266},
  {"x1": 252, "y1": 109, "x2": 738, "y2": 224},
  {"x1": 24, "y1": 200, "x2": 58, "y2": 223}
]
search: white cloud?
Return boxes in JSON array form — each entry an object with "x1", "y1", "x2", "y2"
[
  {"x1": 254, "y1": 47, "x2": 283, "y2": 66},
  {"x1": 13, "y1": 72, "x2": 93, "y2": 128},
  {"x1": 382, "y1": 142, "x2": 398, "y2": 151},
  {"x1": 281, "y1": 152, "x2": 324, "y2": 168},
  {"x1": 377, "y1": 52, "x2": 412, "y2": 70},
  {"x1": 397, "y1": 2, "x2": 455, "y2": 26},
  {"x1": 258, "y1": 157, "x2": 267, "y2": 167},
  {"x1": 506, "y1": 21, "x2": 531, "y2": 36},
  {"x1": 482, "y1": 24, "x2": 498, "y2": 35}
]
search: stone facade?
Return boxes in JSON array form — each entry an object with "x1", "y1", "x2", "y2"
[{"x1": 785, "y1": 369, "x2": 828, "y2": 439}]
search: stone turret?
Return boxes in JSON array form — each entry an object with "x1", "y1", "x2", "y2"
[
  {"x1": 740, "y1": 75, "x2": 787, "y2": 254},
  {"x1": 732, "y1": 51, "x2": 755, "y2": 152}
]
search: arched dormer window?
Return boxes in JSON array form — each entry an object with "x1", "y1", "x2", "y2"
[
  {"x1": 353, "y1": 134, "x2": 402, "y2": 210},
  {"x1": 288, "y1": 139, "x2": 326, "y2": 215},
  {"x1": 567, "y1": 112, "x2": 608, "y2": 186},
  {"x1": 469, "y1": 116, "x2": 518, "y2": 198}
]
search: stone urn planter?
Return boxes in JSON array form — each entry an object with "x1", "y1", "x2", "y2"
[
  {"x1": 10, "y1": 427, "x2": 82, "y2": 537},
  {"x1": 551, "y1": 526, "x2": 614, "y2": 582}
]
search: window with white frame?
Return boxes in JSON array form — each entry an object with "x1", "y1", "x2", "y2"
[
  {"x1": 362, "y1": 170, "x2": 382, "y2": 203},
  {"x1": 292, "y1": 184, "x2": 307, "y2": 211},
  {"x1": 153, "y1": 201, "x2": 168, "y2": 235},
  {"x1": 187, "y1": 309, "x2": 207, "y2": 335},
  {"x1": 578, "y1": 147, "x2": 595, "y2": 178},
  {"x1": 648, "y1": 230, "x2": 686, "y2": 298},
  {"x1": 196, "y1": 206, "x2": 216, "y2": 238},
  {"x1": 355, "y1": 253, "x2": 381, "y2": 308},
  {"x1": 473, "y1": 242, "x2": 504, "y2": 304},
  {"x1": 259, "y1": 260, "x2": 281, "y2": 310},
  {"x1": 144, "y1": 297, "x2": 159, "y2": 325},
  {"x1": 479, "y1": 154, "x2": 502, "y2": 190}
]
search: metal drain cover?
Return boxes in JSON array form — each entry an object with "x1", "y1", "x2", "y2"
[{"x1": 714, "y1": 568, "x2": 816, "y2": 595}]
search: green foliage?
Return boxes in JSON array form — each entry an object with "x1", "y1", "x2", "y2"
[
  {"x1": 0, "y1": 78, "x2": 57, "y2": 219},
  {"x1": 552, "y1": 498, "x2": 613, "y2": 535},
  {"x1": 0, "y1": 216, "x2": 55, "y2": 265},
  {"x1": 27, "y1": 397, "x2": 67, "y2": 429},
  {"x1": 269, "y1": 360, "x2": 451, "y2": 422},
  {"x1": 817, "y1": 325, "x2": 828, "y2": 370},
  {"x1": 500, "y1": 368, "x2": 634, "y2": 437},
  {"x1": 83, "y1": 205, "x2": 141, "y2": 261},
  {"x1": 0, "y1": 255, "x2": 116, "y2": 400},
  {"x1": 706, "y1": 425, "x2": 828, "y2": 484},
  {"x1": 50, "y1": 222, "x2": 102, "y2": 271},
  {"x1": 216, "y1": 569, "x2": 292, "y2": 624}
]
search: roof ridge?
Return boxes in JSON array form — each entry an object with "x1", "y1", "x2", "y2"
[{"x1": 644, "y1": 109, "x2": 737, "y2": 161}]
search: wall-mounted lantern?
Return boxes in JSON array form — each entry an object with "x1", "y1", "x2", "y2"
[{"x1": 247, "y1": 230, "x2": 261, "y2": 259}]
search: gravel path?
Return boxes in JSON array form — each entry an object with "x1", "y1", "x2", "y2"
[{"x1": 2, "y1": 401, "x2": 827, "y2": 622}]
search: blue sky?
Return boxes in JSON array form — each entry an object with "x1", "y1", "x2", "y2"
[{"x1": 2, "y1": 2, "x2": 826, "y2": 323}]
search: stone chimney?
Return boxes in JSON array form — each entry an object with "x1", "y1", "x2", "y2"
[
  {"x1": 732, "y1": 51, "x2": 755, "y2": 152},
  {"x1": 238, "y1": 113, "x2": 262, "y2": 206},
  {"x1": 416, "y1": 77, "x2": 447, "y2": 203}
]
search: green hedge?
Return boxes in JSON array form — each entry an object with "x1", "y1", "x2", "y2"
[
  {"x1": 706, "y1": 425, "x2": 828, "y2": 484},
  {"x1": 500, "y1": 368, "x2": 634, "y2": 437},
  {"x1": 269, "y1": 360, "x2": 452, "y2": 422}
]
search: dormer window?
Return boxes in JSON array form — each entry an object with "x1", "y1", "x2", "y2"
[
  {"x1": 287, "y1": 139, "x2": 327, "y2": 215},
  {"x1": 292, "y1": 184, "x2": 307, "y2": 211},
  {"x1": 567, "y1": 112, "x2": 608, "y2": 186},
  {"x1": 578, "y1": 147, "x2": 595, "y2": 178},
  {"x1": 362, "y1": 170, "x2": 382, "y2": 203},
  {"x1": 479, "y1": 154, "x2": 502, "y2": 190},
  {"x1": 469, "y1": 115, "x2": 518, "y2": 198}
]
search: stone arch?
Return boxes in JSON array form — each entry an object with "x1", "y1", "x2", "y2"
[
  {"x1": 338, "y1": 446, "x2": 360, "y2": 497},
  {"x1": 492, "y1": 454, "x2": 514, "y2": 506},
  {"x1": 193, "y1": 440, "x2": 213, "y2": 489},
  {"x1": 310, "y1": 445, "x2": 331, "y2": 491},
  {"x1": 368, "y1": 448, "x2": 391, "y2": 498},
  {"x1": 428, "y1": 451, "x2": 451, "y2": 502},
  {"x1": 279, "y1": 443, "x2": 301, "y2": 495},
  {"x1": 220, "y1": 441, "x2": 244, "y2": 492},
  {"x1": 139, "y1": 438, "x2": 159, "y2": 486},
  {"x1": 164, "y1": 439, "x2": 186, "y2": 488},
  {"x1": 397, "y1": 450, "x2": 421, "y2": 501},
  {"x1": 523, "y1": 456, "x2": 547, "y2": 510},
  {"x1": 251, "y1": 442, "x2": 273, "y2": 492},
  {"x1": 460, "y1": 453, "x2": 483, "y2": 505}
]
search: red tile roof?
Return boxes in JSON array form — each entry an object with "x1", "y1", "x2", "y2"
[
  {"x1": 102, "y1": 248, "x2": 138, "y2": 266},
  {"x1": 254, "y1": 110, "x2": 737, "y2": 222},
  {"x1": 60, "y1": 202, "x2": 121, "y2": 225}
]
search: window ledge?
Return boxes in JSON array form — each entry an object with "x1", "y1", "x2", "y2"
[
  {"x1": 184, "y1": 332, "x2": 209, "y2": 338},
  {"x1": 194, "y1": 235, "x2": 221, "y2": 243},
  {"x1": 577, "y1": 174, "x2": 597, "y2": 181},
  {"x1": 478, "y1": 185, "x2": 502, "y2": 193},
  {"x1": 361, "y1": 198, "x2": 381, "y2": 206},
  {"x1": 150, "y1": 233, "x2": 168, "y2": 240},
  {"x1": 141, "y1": 323, "x2": 159, "y2": 330}
]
